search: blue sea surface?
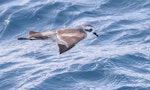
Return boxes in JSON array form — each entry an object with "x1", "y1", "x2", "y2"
[{"x1": 0, "y1": 0, "x2": 150, "y2": 90}]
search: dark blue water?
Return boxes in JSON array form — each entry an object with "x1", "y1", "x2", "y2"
[{"x1": 0, "y1": 0, "x2": 150, "y2": 90}]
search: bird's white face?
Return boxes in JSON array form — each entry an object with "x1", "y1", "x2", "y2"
[
  {"x1": 82, "y1": 25, "x2": 94, "y2": 32},
  {"x1": 81, "y1": 25, "x2": 99, "y2": 37}
]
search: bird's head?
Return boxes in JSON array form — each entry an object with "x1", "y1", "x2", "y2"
[{"x1": 80, "y1": 24, "x2": 99, "y2": 37}]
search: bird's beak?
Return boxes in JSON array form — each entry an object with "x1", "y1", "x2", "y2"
[{"x1": 93, "y1": 32, "x2": 99, "y2": 37}]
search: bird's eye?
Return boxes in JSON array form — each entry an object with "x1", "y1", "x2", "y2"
[
  {"x1": 85, "y1": 29, "x2": 93, "y2": 32},
  {"x1": 89, "y1": 29, "x2": 93, "y2": 32}
]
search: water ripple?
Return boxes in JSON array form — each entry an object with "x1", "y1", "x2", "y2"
[{"x1": 0, "y1": 0, "x2": 150, "y2": 90}]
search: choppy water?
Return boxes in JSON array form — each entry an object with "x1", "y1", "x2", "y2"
[{"x1": 0, "y1": 0, "x2": 150, "y2": 90}]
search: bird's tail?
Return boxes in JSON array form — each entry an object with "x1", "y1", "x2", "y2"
[
  {"x1": 28, "y1": 31, "x2": 41, "y2": 38},
  {"x1": 18, "y1": 31, "x2": 43, "y2": 40}
]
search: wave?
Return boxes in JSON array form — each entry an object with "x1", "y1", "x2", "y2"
[{"x1": 0, "y1": 0, "x2": 150, "y2": 90}]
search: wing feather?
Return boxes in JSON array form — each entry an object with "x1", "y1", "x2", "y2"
[{"x1": 56, "y1": 29, "x2": 86, "y2": 54}]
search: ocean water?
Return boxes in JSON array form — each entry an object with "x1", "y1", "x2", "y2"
[{"x1": 0, "y1": 0, "x2": 150, "y2": 90}]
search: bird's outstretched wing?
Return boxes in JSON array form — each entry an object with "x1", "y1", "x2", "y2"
[
  {"x1": 56, "y1": 29, "x2": 86, "y2": 54},
  {"x1": 57, "y1": 43, "x2": 75, "y2": 54}
]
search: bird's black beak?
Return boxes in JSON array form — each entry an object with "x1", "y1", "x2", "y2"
[{"x1": 93, "y1": 32, "x2": 99, "y2": 37}]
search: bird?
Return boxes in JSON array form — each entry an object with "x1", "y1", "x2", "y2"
[{"x1": 18, "y1": 25, "x2": 99, "y2": 54}]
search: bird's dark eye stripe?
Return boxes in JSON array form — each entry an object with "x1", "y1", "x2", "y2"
[
  {"x1": 90, "y1": 29, "x2": 93, "y2": 31},
  {"x1": 85, "y1": 29, "x2": 93, "y2": 32}
]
